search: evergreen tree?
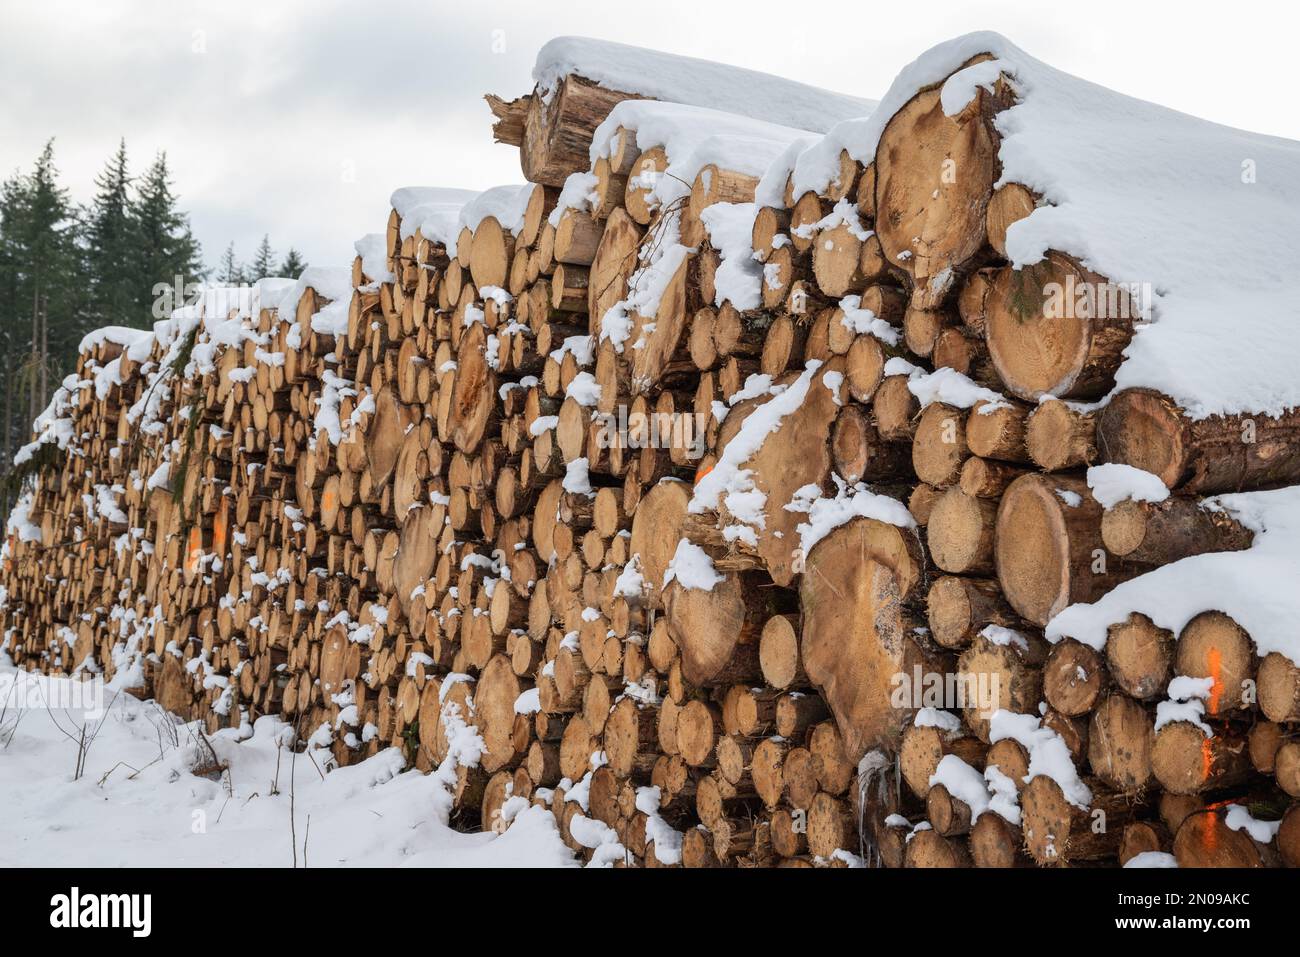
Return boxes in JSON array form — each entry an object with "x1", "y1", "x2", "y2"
[
  {"x1": 131, "y1": 151, "x2": 203, "y2": 318},
  {"x1": 0, "y1": 172, "x2": 31, "y2": 462},
  {"x1": 279, "y1": 247, "x2": 306, "y2": 279},
  {"x1": 84, "y1": 139, "x2": 138, "y2": 329},
  {"x1": 4, "y1": 142, "x2": 82, "y2": 423},
  {"x1": 217, "y1": 242, "x2": 243, "y2": 285},
  {"x1": 249, "y1": 234, "x2": 275, "y2": 281}
]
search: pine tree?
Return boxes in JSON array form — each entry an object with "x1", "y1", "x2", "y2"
[
  {"x1": 249, "y1": 234, "x2": 275, "y2": 281},
  {"x1": 217, "y1": 242, "x2": 243, "y2": 285},
  {"x1": 279, "y1": 247, "x2": 306, "y2": 279},
  {"x1": 132, "y1": 152, "x2": 203, "y2": 319},
  {"x1": 0, "y1": 172, "x2": 30, "y2": 463},
  {"x1": 7, "y1": 142, "x2": 82, "y2": 422},
  {"x1": 84, "y1": 139, "x2": 139, "y2": 329}
]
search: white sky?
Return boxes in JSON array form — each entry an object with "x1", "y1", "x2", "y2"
[{"x1": 3, "y1": 0, "x2": 1295, "y2": 273}]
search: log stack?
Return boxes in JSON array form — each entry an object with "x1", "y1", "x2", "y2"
[{"x1": 4, "y1": 33, "x2": 1300, "y2": 869}]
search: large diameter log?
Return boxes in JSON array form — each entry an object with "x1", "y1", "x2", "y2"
[
  {"x1": 799, "y1": 516, "x2": 928, "y2": 762},
  {"x1": 663, "y1": 571, "x2": 764, "y2": 687},
  {"x1": 365, "y1": 385, "x2": 405, "y2": 487},
  {"x1": 627, "y1": 479, "x2": 690, "y2": 611},
  {"x1": 520, "y1": 76, "x2": 641, "y2": 188},
  {"x1": 477, "y1": 655, "x2": 522, "y2": 773},
  {"x1": 1101, "y1": 496, "x2": 1253, "y2": 565},
  {"x1": 628, "y1": 254, "x2": 691, "y2": 394},
  {"x1": 983, "y1": 253, "x2": 1135, "y2": 401},
  {"x1": 1097, "y1": 388, "x2": 1300, "y2": 493},
  {"x1": 587, "y1": 207, "x2": 643, "y2": 336},
  {"x1": 874, "y1": 58, "x2": 1010, "y2": 308},
  {"x1": 728, "y1": 360, "x2": 845, "y2": 586},
  {"x1": 994, "y1": 473, "x2": 1139, "y2": 627},
  {"x1": 449, "y1": 322, "x2": 498, "y2": 453}
]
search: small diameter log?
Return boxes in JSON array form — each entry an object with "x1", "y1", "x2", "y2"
[
  {"x1": 831, "y1": 405, "x2": 910, "y2": 484},
  {"x1": 1280, "y1": 804, "x2": 1300, "y2": 868},
  {"x1": 1024, "y1": 400, "x2": 1097, "y2": 471},
  {"x1": 1104, "y1": 613, "x2": 1173, "y2": 700},
  {"x1": 1100, "y1": 496, "x2": 1252, "y2": 565},
  {"x1": 1151, "y1": 721, "x2": 1250, "y2": 796},
  {"x1": 927, "y1": 487, "x2": 997, "y2": 575},
  {"x1": 926, "y1": 576, "x2": 1021, "y2": 651},
  {"x1": 985, "y1": 182, "x2": 1037, "y2": 257},
  {"x1": 970, "y1": 812, "x2": 1025, "y2": 868},
  {"x1": 873, "y1": 375, "x2": 919, "y2": 442},
  {"x1": 1258, "y1": 651, "x2": 1300, "y2": 723},
  {"x1": 1173, "y1": 809, "x2": 1272, "y2": 868},
  {"x1": 912, "y1": 402, "x2": 968, "y2": 488},
  {"x1": 759, "y1": 613, "x2": 806, "y2": 690},
  {"x1": 900, "y1": 719, "x2": 989, "y2": 798},
  {"x1": 1097, "y1": 388, "x2": 1300, "y2": 494},
  {"x1": 1117, "y1": 821, "x2": 1168, "y2": 866},
  {"x1": 1043, "y1": 638, "x2": 1106, "y2": 717},
  {"x1": 903, "y1": 828, "x2": 971, "y2": 868},
  {"x1": 965, "y1": 400, "x2": 1030, "y2": 464},
  {"x1": 1021, "y1": 776, "x2": 1134, "y2": 865},
  {"x1": 1173, "y1": 611, "x2": 1255, "y2": 715},
  {"x1": 957, "y1": 630, "x2": 1045, "y2": 742},
  {"x1": 1087, "y1": 693, "x2": 1153, "y2": 793}
]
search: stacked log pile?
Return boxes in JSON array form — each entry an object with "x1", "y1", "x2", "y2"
[{"x1": 3, "y1": 35, "x2": 1299, "y2": 869}]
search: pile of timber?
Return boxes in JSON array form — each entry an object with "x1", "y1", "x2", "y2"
[{"x1": 3, "y1": 34, "x2": 1300, "y2": 869}]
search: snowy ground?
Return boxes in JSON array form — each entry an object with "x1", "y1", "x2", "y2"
[{"x1": 0, "y1": 658, "x2": 575, "y2": 867}]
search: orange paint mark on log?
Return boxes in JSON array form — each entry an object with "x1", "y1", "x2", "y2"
[
  {"x1": 185, "y1": 526, "x2": 202, "y2": 576},
  {"x1": 213, "y1": 506, "x2": 228, "y2": 557},
  {"x1": 1201, "y1": 736, "x2": 1214, "y2": 784},
  {"x1": 694, "y1": 464, "x2": 713, "y2": 485}
]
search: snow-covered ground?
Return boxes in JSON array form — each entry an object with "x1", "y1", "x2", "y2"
[{"x1": 0, "y1": 658, "x2": 575, "y2": 867}]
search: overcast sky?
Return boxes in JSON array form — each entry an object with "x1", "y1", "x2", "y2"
[{"x1": 3, "y1": 0, "x2": 1295, "y2": 273}]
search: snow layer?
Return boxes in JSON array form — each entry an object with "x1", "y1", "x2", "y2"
[
  {"x1": 760, "y1": 30, "x2": 1300, "y2": 420},
  {"x1": 699, "y1": 202, "x2": 762, "y2": 310},
  {"x1": 1086, "y1": 464, "x2": 1170, "y2": 509},
  {"x1": 0, "y1": 663, "x2": 575, "y2": 867},
  {"x1": 534, "y1": 36, "x2": 874, "y2": 135},
  {"x1": 389, "y1": 186, "x2": 479, "y2": 246},
  {"x1": 1047, "y1": 486, "x2": 1300, "y2": 665}
]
